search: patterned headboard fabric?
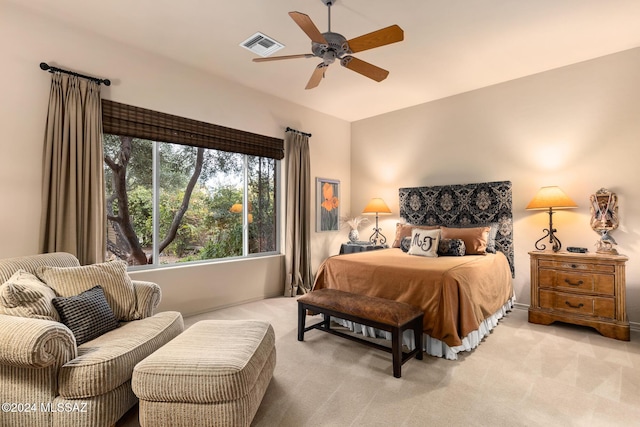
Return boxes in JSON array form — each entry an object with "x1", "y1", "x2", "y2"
[{"x1": 399, "y1": 181, "x2": 514, "y2": 277}]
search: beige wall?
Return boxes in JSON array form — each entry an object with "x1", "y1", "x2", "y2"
[
  {"x1": 351, "y1": 48, "x2": 640, "y2": 324},
  {"x1": 0, "y1": 3, "x2": 350, "y2": 315}
]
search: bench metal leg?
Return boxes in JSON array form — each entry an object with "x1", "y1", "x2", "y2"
[
  {"x1": 322, "y1": 313, "x2": 331, "y2": 330},
  {"x1": 391, "y1": 327, "x2": 402, "y2": 378},
  {"x1": 297, "y1": 302, "x2": 306, "y2": 341}
]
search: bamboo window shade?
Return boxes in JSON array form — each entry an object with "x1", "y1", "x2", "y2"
[{"x1": 101, "y1": 100, "x2": 284, "y2": 159}]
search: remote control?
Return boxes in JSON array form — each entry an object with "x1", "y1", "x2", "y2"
[{"x1": 567, "y1": 247, "x2": 588, "y2": 253}]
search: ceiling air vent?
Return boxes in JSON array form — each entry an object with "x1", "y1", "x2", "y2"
[{"x1": 240, "y1": 32, "x2": 284, "y2": 57}]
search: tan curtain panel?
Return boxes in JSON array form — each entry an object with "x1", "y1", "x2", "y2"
[
  {"x1": 284, "y1": 131, "x2": 312, "y2": 296},
  {"x1": 40, "y1": 74, "x2": 106, "y2": 265},
  {"x1": 101, "y1": 100, "x2": 284, "y2": 160}
]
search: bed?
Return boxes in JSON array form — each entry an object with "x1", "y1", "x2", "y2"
[{"x1": 312, "y1": 180, "x2": 515, "y2": 360}]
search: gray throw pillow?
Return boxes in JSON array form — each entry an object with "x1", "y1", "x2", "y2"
[
  {"x1": 400, "y1": 236, "x2": 412, "y2": 252},
  {"x1": 438, "y1": 238, "x2": 466, "y2": 256},
  {"x1": 52, "y1": 285, "x2": 119, "y2": 346}
]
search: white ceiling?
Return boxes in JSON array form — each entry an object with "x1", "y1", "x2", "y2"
[{"x1": 12, "y1": 0, "x2": 640, "y2": 122}]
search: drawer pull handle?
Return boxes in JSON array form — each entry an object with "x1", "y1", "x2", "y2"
[
  {"x1": 564, "y1": 279, "x2": 584, "y2": 286},
  {"x1": 565, "y1": 301, "x2": 584, "y2": 309}
]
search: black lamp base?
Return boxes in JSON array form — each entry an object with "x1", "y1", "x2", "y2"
[
  {"x1": 534, "y1": 208, "x2": 562, "y2": 252},
  {"x1": 368, "y1": 213, "x2": 387, "y2": 246}
]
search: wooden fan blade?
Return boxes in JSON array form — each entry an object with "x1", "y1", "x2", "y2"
[
  {"x1": 289, "y1": 11, "x2": 328, "y2": 45},
  {"x1": 347, "y1": 24, "x2": 404, "y2": 53},
  {"x1": 305, "y1": 64, "x2": 328, "y2": 90},
  {"x1": 253, "y1": 54, "x2": 314, "y2": 62},
  {"x1": 340, "y1": 56, "x2": 389, "y2": 82}
]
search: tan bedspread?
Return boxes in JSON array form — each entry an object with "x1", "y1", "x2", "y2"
[{"x1": 312, "y1": 248, "x2": 513, "y2": 347}]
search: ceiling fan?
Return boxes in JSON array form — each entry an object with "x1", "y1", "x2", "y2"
[{"x1": 253, "y1": 0, "x2": 404, "y2": 89}]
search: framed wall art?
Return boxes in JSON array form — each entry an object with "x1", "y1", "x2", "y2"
[{"x1": 316, "y1": 177, "x2": 340, "y2": 232}]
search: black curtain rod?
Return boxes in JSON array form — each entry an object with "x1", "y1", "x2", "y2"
[
  {"x1": 286, "y1": 127, "x2": 312, "y2": 138},
  {"x1": 39, "y1": 62, "x2": 111, "y2": 86}
]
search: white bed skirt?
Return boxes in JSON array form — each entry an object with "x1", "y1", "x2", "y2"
[{"x1": 332, "y1": 295, "x2": 515, "y2": 360}]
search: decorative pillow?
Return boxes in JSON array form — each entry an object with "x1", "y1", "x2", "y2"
[
  {"x1": 392, "y1": 223, "x2": 440, "y2": 248},
  {"x1": 52, "y1": 285, "x2": 119, "y2": 346},
  {"x1": 0, "y1": 270, "x2": 60, "y2": 322},
  {"x1": 485, "y1": 222, "x2": 499, "y2": 254},
  {"x1": 440, "y1": 226, "x2": 490, "y2": 255},
  {"x1": 400, "y1": 236, "x2": 412, "y2": 253},
  {"x1": 438, "y1": 239, "x2": 466, "y2": 256},
  {"x1": 407, "y1": 228, "x2": 440, "y2": 257},
  {"x1": 37, "y1": 261, "x2": 139, "y2": 321}
]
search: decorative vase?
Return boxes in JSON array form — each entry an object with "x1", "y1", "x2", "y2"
[
  {"x1": 348, "y1": 229, "x2": 359, "y2": 243},
  {"x1": 590, "y1": 188, "x2": 619, "y2": 254}
]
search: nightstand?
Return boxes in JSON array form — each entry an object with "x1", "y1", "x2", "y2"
[
  {"x1": 339, "y1": 241, "x2": 387, "y2": 254},
  {"x1": 528, "y1": 251, "x2": 629, "y2": 340}
]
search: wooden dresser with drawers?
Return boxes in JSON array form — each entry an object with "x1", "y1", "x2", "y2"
[{"x1": 528, "y1": 251, "x2": 629, "y2": 340}]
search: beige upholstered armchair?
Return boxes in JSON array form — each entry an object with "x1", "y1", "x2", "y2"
[{"x1": 0, "y1": 252, "x2": 184, "y2": 427}]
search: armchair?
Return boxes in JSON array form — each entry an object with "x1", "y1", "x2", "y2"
[{"x1": 0, "y1": 253, "x2": 183, "y2": 427}]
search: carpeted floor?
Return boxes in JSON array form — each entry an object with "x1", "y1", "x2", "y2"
[{"x1": 118, "y1": 297, "x2": 640, "y2": 426}]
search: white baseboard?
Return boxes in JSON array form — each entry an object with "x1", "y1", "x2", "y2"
[
  {"x1": 182, "y1": 291, "x2": 284, "y2": 318},
  {"x1": 513, "y1": 302, "x2": 529, "y2": 311}
]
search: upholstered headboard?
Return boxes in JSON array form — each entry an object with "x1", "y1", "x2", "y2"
[{"x1": 399, "y1": 181, "x2": 514, "y2": 277}]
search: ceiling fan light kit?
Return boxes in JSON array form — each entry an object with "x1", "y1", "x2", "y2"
[{"x1": 253, "y1": 0, "x2": 404, "y2": 89}]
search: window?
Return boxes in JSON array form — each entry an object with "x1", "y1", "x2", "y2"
[{"x1": 102, "y1": 101, "x2": 282, "y2": 266}]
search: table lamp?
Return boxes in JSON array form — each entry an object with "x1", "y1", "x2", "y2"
[
  {"x1": 362, "y1": 198, "x2": 392, "y2": 245},
  {"x1": 526, "y1": 186, "x2": 577, "y2": 252}
]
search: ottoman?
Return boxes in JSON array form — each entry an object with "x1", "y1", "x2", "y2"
[{"x1": 132, "y1": 319, "x2": 276, "y2": 427}]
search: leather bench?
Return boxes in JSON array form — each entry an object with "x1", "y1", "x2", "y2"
[{"x1": 297, "y1": 288, "x2": 423, "y2": 378}]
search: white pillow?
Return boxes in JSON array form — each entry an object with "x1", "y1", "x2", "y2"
[{"x1": 407, "y1": 228, "x2": 440, "y2": 257}]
